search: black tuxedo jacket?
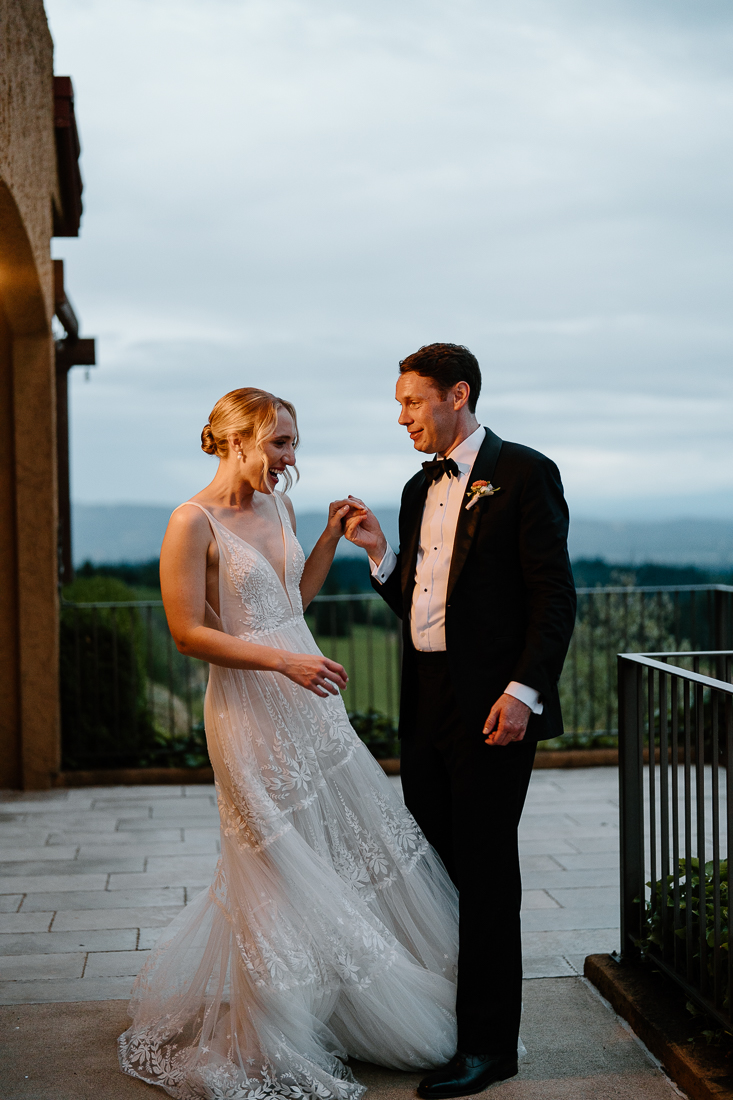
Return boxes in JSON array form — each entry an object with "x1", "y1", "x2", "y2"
[{"x1": 371, "y1": 429, "x2": 577, "y2": 742}]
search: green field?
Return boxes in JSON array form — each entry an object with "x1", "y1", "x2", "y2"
[{"x1": 307, "y1": 621, "x2": 402, "y2": 719}]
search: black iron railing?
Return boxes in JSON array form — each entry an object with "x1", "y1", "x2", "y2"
[
  {"x1": 59, "y1": 583, "x2": 733, "y2": 770},
  {"x1": 618, "y1": 649, "x2": 733, "y2": 1029}
]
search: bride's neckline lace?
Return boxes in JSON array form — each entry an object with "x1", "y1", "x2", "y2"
[{"x1": 180, "y1": 498, "x2": 294, "y2": 615}]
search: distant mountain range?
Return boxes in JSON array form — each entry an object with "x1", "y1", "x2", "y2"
[{"x1": 72, "y1": 503, "x2": 733, "y2": 568}]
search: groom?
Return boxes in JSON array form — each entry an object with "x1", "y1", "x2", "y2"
[{"x1": 346, "y1": 343, "x2": 576, "y2": 1097}]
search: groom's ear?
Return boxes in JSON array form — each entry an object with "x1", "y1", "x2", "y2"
[{"x1": 452, "y1": 382, "x2": 471, "y2": 411}]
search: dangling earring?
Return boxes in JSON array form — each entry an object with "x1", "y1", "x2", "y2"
[{"x1": 236, "y1": 449, "x2": 244, "y2": 461}]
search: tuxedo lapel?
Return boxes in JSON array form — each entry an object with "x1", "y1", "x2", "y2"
[
  {"x1": 400, "y1": 474, "x2": 429, "y2": 599},
  {"x1": 446, "y1": 428, "x2": 503, "y2": 602}
]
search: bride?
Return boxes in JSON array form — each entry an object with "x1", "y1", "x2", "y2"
[{"x1": 119, "y1": 387, "x2": 459, "y2": 1100}]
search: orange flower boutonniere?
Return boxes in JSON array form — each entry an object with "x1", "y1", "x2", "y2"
[{"x1": 465, "y1": 480, "x2": 501, "y2": 510}]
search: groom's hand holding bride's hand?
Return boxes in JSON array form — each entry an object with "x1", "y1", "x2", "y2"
[
  {"x1": 483, "y1": 694, "x2": 531, "y2": 747},
  {"x1": 342, "y1": 497, "x2": 387, "y2": 563}
]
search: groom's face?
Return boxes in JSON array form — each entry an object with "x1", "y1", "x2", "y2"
[{"x1": 395, "y1": 372, "x2": 458, "y2": 455}]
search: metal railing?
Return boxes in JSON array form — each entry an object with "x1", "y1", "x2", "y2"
[
  {"x1": 618, "y1": 649, "x2": 733, "y2": 1029},
  {"x1": 59, "y1": 583, "x2": 733, "y2": 770}
]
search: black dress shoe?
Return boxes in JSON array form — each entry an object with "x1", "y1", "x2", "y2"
[{"x1": 417, "y1": 1051, "x2": 518, "y2": 1098}]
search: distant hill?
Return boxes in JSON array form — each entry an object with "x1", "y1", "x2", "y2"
[
  {"x1": 71, "y1": 504, "x2": 400, "y2": 565},
  {"x1": 72, "y1": 504, "x2": 733, "y2": 568},
  {"x1": 568, "y1": 518, "x2": 733, "y2": 568}
]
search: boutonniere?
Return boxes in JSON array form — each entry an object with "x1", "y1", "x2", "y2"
[{"x1": 465, "y1": 480, "x2": 501, "y2": 510}]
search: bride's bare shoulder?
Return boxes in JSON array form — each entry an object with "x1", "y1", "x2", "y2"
[{"x1": 164, "y1": 501, "x2": 214, "y2": 547}]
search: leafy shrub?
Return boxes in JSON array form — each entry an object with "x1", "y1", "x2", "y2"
[
  {"x1": 642, "y1": 858, "x2": 729, "y2": 1014},
  {"x1": 60, "y1": 592, "x2": 157, "y2": 769},
  {"x1": 348, "y1": 709, "x2": 399, "y2": 759}
]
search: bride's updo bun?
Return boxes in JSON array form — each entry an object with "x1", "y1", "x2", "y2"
[
  {"x1": 201, "y1": 387, "x2": 299, "y2": 490},
  {"x1": 200, "y1": 424, "x2": 218, "y2": 455}
]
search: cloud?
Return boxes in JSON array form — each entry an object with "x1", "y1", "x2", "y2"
[{"x1": 48, "y1": 0, "x2": 733, "y2": 516}]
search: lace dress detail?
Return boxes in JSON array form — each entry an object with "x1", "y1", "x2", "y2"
[{"x1": 119, "y1": 494, "x2": 458, "y2": 1099}]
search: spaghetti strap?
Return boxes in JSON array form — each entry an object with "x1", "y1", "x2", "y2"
[{"x1": 171, "y1": 500, "x2": 217, "y2": 521}]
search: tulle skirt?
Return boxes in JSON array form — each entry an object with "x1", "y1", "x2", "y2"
[{"x1": 119, "y1": 620, "x2": 459, "y2": 1100}]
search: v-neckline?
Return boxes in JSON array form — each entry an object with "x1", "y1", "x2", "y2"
[{"x1": 188, "y1": 499, "x2": 294, "y2": 615}]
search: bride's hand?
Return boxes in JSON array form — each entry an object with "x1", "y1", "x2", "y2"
[
  {"x1": 283, "y1": 653, "x2": 348, "y2": 697},
  {"x1": 324, "y1": 500, "x2": 363, "y2": 542}
]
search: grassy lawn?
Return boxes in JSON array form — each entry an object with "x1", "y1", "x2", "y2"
[{"x1": 307, "y1": 621, "x2": 401, "y2": 720}]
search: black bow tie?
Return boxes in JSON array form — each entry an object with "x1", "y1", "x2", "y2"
[{"x1": 422, "y1": 457, "x2": 460, "y2": 485}]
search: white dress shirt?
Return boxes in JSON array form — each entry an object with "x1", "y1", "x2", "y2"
[{"x1": 371, "y1": 425, "x2": 542, "y2": 714}]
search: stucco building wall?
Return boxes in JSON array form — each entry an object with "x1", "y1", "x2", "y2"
[{"x1": 0, "y1": 0, "x2": 64, "y2": 788}]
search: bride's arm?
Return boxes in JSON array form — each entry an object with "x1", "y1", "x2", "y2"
[
  {"x1": 160, "y1": 507, "x2": 347, "y2": 697},
  {"x1": 293, "y1": 498, "x2": 365, "y2": 610}
]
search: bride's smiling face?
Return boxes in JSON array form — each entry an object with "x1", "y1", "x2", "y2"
[{"x1": 230, "y1": 408, "x2": 297, "y2": 494}]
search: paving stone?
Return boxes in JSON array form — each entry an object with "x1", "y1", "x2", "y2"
[
  {"x1": 0, "y1": 797, "x2": 70, "y2": 812},
  {"x1": 91, "y1": 788, "x2": 186, "y2": 804},
  {"x1": 559, "y1": 809, "x2": 616, "y2": 827},
  {"x1": 51, "y1": 905, "x2": 184, "y2": 932},
  {"x1": 138, "y1": 927, "x2": 166, "y2": 950},
  {"x1": 552, "y1": 852, "x2": 619, "y2": 871},
  {"x1": 518, "y1": 838, "x2": 579, "y2": 856},
  {"x1": 521, "y1": 906, "x2": 618, "y2": 932},
  {"x1": 518, "y1": 813, "x2": 580, "y2": 830},
  {"x1": 522, "y1": 891, "x2": 561, "y2": 910},
  {"x1": 146, "y1": 800, "x2": 217, "y2": 818},
  {"x1": 563, "y1": 952, "x2": 592, "y2": 974},
  {"x1": 144, "y1": 854, "x2": 219, "y2": 875},
  {"x1": 149, "y1": 803, "x2": 219, "y2": 818},
  {"x1": 91, "y1": 799, "x2": 179, "y2": 813},
  {"x1": 523, "y1": 955, "x2": 576, "y2": 978},
  {"x1": 522, "y1": 869, "x2": 618, "y2": 890},
  {"x1": 0, "y1": 952, "x2": 85, "y2": 980},
  {"x1": 77, "y1": 839, "x2": 218, "y2": 859},
  {"x1": 19, "y1": 887, "x2": 186, "y2": 911},
  {"x1": 46, "y1": 829, "x2": 183, "y2": 846},
  {"x1": 0, "y1": 828, "x2": 53, "y2": 844},
  {"x1": 83, "y1": 949, "x2": 150, "y2": 977},
  {"x1": 4, "y1": 814, "x2": 119, "y2": 831},
  {"x1": 522, "y1": 791, "x2": 617, "y2": 805},
  {"x1": 519, "y1": 825, "x2": 622, "y2": 841},
  {"x1": 546, "y1": 886, "x2": 619, "y2": 909},
  {"x1": 114, "y1": 818, "x2": 180, "y2": 831},
  {"x1": 182, "y1": 785, "x2": 216, "y2": 797},
  {"x1": 562, "y1": 835, "x2": 620, "y2": 854},
  {"x1": 0, "y1": 846, "x2": 78, "y2": 863},
  {"x1": 0, "y1": 874, "x2": 107, "y2": 894},
  {"x1": 522, "y1": 928, "x2": 619, "y2": 957},
  {"x1": 146, "y1": 812, "x2": 220, "y2": 827},
  {"x1": 109, "y1": 869, "x2": 213, "y2": 890},
  {"x1": 183, "y1": 827, "x2": 221, "y2": 841},
  {"x1": 0, "y1": 858, "x2": 143, "y2": 876},
  {"x1": 0, "y1": 895, "x2": 23, "y2": 913},
  {"x1": 519, "y1": 855, "x2": 567, "y2": 873},
  {"x1": 0, "y1": 974, "x2": 134, "y2": 1004},
  {"x1": 0, "y1": 913, "x2": 54, "y2": 934},
  {"x1": 0, "y1": 928, "x2": 138, "y2": 955}
]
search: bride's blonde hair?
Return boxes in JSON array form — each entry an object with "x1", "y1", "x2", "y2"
[{"x1": 201, "y1": 388, "x2": 299, "y2": 492}]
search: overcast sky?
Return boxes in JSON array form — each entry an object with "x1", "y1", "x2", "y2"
[{"x1": 47, "y1": 0, "x2": 733, "y2": 519}]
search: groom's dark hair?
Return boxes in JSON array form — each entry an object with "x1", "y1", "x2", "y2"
[{"x1": 398, "y1": 343, "x2": 481, "y2": 413}]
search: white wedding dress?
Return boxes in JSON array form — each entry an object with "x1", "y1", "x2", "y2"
[{"x1": 119, "y1": 495, "x2": 459, "y2": 1100}]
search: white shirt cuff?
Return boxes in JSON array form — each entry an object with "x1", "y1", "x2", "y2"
[
  {"x1": 370, "y1": 545, "x2": 397, "y2": 585},
  {"x1": 505, "y1": 681, "x2": 543, "y2": 715}
]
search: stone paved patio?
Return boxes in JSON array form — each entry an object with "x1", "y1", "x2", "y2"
[
  {"x1": 0, "y1": 768, "x2": 621, "y2": 1004},
  {"x1": 0, "y1": 768, "x2": 684, "y2": 1099}
]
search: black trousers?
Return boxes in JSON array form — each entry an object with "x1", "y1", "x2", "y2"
[{"x1": 400, "y1": 651, "x2": 536, "y2": 1055}]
